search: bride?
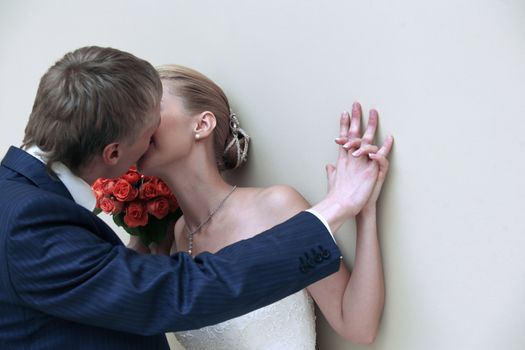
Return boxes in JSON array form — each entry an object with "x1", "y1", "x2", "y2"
[{"x1": 135, "y1": 64, "x2": 393, "y2": 349}]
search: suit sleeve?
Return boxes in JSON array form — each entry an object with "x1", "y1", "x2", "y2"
[{"x1": 5, "y1": 194, "x2": 341, "y2": 335}]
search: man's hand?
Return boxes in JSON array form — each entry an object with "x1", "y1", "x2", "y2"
[{"x1": 311, "y1": 102, "x2": 393, "y2": 233}]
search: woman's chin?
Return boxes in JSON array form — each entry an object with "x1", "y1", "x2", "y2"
[
  {"x1": 136, "y1": 156, "x2": 150, "y2": 174},
  {"x1": 137, "y1": 159, "x2": 160, "y2": 176}
]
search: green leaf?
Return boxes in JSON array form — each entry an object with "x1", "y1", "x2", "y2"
[
  {"x1": 113, "y1": 213, "x2": 125, "y2": 227},
  {"x1": 139, "y1": 216, "x2": 167, "y2": 245},
  {"x1": 112, "y1": 208, "x2": 184, "y2": 247}
]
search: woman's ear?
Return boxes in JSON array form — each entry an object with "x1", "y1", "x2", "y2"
[
  {"x1": 101, "y1": 142, "x2": 121, "y2": 165},
  {"x1": 194, "y1": 111, "x2": 217, "y2": 140}
]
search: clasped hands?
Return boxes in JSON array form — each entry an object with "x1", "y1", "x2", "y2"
[{"x1": 323, "y1": 102, "x2": 393, "y2": 224}]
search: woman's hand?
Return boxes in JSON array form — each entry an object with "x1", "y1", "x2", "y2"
[
  {"x1": 127, "y1": 220, "x2": 176, "y2": 255},
  {"x1": 334, "y1": 103, "x2": 393, "y2": 214},
  {"x1": 149, "y1": 221, "x2": 175, "y2": 255},
  {"x1": 362, "y1": 135, "x2": 393, "y2": 213},
  {"x1": 127, "y1": 235, "x2": 151, "y2": 254},
  {"x1": 324, "y1": 103, "x2": 380, "y2": 217}
]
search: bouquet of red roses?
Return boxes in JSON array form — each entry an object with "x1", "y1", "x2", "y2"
[{"x1": 92, "y1": 167, "x2": 182, "y2": 246}]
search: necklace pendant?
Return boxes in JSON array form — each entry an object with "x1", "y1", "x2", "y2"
[{"x1": 184, "y1": 185, "x2": 237, "y2": 259}]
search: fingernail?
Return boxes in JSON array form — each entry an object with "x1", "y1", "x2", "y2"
[
  {"x1": 352, "y1": 150, "x2": 360, "y2": 156},
  {"x1": 343, "y1": 144, "x2": 350, "y2": 150},
  {"x1": 352, "y1": 102, "x2": 359, "y2": 111}
]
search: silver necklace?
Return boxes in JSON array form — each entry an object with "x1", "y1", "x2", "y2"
[{"x1": 185, "y1": 185, "x2": 237, "y2": 256}]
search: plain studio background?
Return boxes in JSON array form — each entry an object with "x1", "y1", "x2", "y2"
[{"x1": 1, "y1": 1, "x2": 524, "y2": 349}]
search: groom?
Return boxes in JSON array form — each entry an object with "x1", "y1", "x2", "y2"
[{"x1": 0, "y1": 46, "x2": 382, "y2": 349}]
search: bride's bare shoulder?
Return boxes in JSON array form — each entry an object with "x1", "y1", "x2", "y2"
[{"x1": 253, "y1": 185, "x2": 310, "y2": 215}]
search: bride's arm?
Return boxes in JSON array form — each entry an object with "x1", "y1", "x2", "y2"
[
  {"x1": 308, "y1": 136, "x2": 392, "y2": 343},
  {"x1": 264, "y1": 136, "x2": 392, "y2": 344},
  {"x1": 260, "y1": 185, "x2": 381, "y2": 344},
  {"x1": 307, "y1": 206, "x2": 383, "y2": 344}
]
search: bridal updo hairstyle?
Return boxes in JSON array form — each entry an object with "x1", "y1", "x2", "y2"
[
  {"x1": 22, "y1": 46, "x2": 162, "y2": 172},
  {"x1": 156, "y1": 65, "x2": 249, "y2": 172}
]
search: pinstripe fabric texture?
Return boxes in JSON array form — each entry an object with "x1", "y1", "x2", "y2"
[{"x1": 0, "y1": 146, "x2": 341, "y2": 349}]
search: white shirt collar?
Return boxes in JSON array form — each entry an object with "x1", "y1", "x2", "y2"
[{"x1": 25, "y1": 145, "x2": 96, "y2": 211}]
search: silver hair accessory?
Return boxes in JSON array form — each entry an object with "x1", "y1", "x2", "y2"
[{"x1": 223, "y1": 111, "x2": 250, "y2": 168}]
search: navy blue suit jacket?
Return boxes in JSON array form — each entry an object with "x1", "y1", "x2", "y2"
[{"x1": 0, "y1": 146, "x2": 341, "y2": 349}]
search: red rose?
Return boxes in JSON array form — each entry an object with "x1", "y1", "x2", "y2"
[
  {"x1": 139, "y1": 180, "x2": 158, "y2": 200},
  {"x1": 124, "y1": 202, "x2": 148, "y2": 227},
  {"x1": 113, "y1": 179, "x2": 138, "y2": 202},
  {"x1": 168, "y1": 194, "x2": 179, "y2": 212},
  {"x1": 102, "y1": 179, "x2": 116, "y2": 195},
  {"x1": 147, "y1": 197, "x2": 170, "y2": 219},
  {"x1": 122, "y1": 169, "x2": 141, "y2": 185},
  {"x1": 92, "y1": 178, "x2": 106, "y2": 200},
  {"x1": 98, "y1": 197, "x2": 124, "y2": 215},
  {"x1": 92, "y1": 179, "x2": 118, "y2": 201},
  {"x1": 155, "y1": 179, "x2": 172, "y2": 197}
]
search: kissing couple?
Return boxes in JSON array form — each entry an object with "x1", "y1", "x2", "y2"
[{"x1": 0, "y1": 46, "x2": 393, "y2": 349}]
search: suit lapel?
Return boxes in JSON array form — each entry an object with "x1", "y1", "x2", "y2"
[
  {"x1": 2, "y1": 146, "x2": 125, "y2": 246},
  {"x1": 1, "y1": 146, "x2": 74, "y2": 200}
]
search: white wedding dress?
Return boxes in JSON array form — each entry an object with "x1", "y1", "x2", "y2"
[{"x1": 174, "y1": 289, "x2": 316, "y2": 350}]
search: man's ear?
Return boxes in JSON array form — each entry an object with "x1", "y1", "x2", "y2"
[
  {"x1": 194, "y1": 111, "x2": 217, "y2": 140},
  {"x1": 101, "y1": 143, "x2": 121, "y2": 165}
]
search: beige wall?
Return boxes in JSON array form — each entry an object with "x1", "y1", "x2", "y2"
[{"x1": 1, "y1": 1, "x2": 524, "y2": 349}]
